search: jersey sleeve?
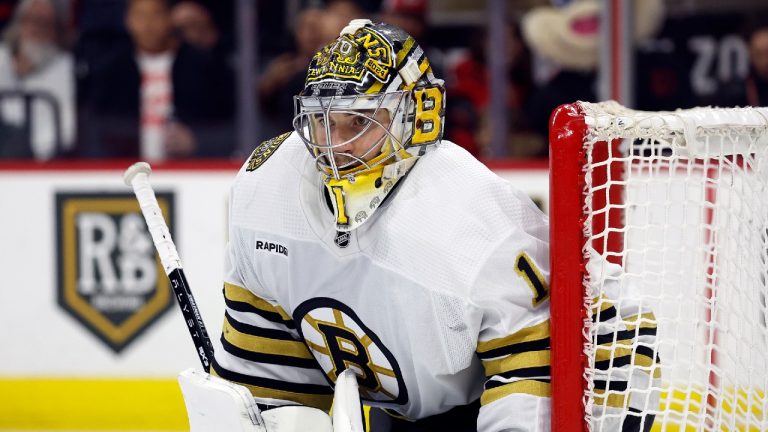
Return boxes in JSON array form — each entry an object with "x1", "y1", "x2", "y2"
[
  {"x1": 586, "y1": 248, "x2": 661, "y2": 431},
  {"x1": 472, "y1": 216, "x2": 552, "y2": 432},
  {"x1": 211, "y1": 226, "x2": 333, "y2": 411}
]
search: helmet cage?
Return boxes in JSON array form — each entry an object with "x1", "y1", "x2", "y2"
[{"x1": 293, "y1": 91, "x2": 412, "y2": 180}]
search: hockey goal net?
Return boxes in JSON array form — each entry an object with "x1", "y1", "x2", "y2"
[{"x1": 549, "y1": 101, "x2": 768, "y2": 431}]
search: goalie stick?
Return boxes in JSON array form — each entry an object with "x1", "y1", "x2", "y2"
[{"x1": 124, "y1": 162, "x2": 214, "y2": 372}]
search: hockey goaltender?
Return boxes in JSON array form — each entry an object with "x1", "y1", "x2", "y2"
[{"x1": 180, "y1": 19, "x2": 553, "y2": 432}]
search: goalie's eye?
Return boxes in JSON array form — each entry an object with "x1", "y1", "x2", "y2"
[
  {"x1": 352, "y1": 116, "x2": 370, "y2": 128},
  {"x1": 315, "y1": 116, "x2": 332, "y2": 127}
]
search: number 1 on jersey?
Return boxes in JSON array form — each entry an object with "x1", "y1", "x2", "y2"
[{"x1": 515, "y1": 252, "x2": 549, "y2": 307}]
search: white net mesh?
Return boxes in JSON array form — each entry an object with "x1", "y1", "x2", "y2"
[{"x1": 579, "y1": 102, "x2": 768, "y2": 431}]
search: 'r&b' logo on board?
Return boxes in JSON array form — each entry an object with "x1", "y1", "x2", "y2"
[{"x1": 56, "y1": 192, "x2": 175, "y2": 353}]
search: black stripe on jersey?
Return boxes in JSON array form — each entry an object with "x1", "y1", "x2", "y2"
[
  {"x1": 476, "y1": 337, "x2": 550, "y2": 360},
  {"x1": 494, "y1": 366, "x2": 551, "y2": 380},
  {"x1": 220, "y1": 335, "x2": 319, "y2": 369},
  {"x1": 635, "y1": 345, "x2": 655, "y2": 358},
  {"x1": 225, "y1": 312, "x2": 296, "y2": 341},
  {"x1": 211, "y1": 359, "x2": 333, "y2": 396},
  {"x1": 225, "y1": 297, "x2": 296, "y2": 329},
  {"x1": 484, "y1": 378, "x2": 550, "y2": 391},
  {"x1": 592, "y1": 380, "x2": 628, "y2": 392},
  {"x1": 595, "y1": 355, "x2": 631, "y2": 371},
  {"x1": 594, "y1": 346, "x2": 658, "y2": 371},
  {"x1": 622, "y1": 407, "x2": 656, "y2": 432},
  {"x1": 592, "y1": 306, "x2": 617, "y2": 323},
  {"x1": 596, "y1": 327, "x2": 657, "y2": 345}
]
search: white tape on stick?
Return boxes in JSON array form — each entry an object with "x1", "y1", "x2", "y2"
[{"x1": 124, "y1": 162, "x2": 182, "y2": 275}]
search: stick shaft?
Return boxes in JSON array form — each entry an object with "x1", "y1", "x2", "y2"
[
  {"x1": 127, "y1": 168, "x2": 214, "y2": 372},
  {"x1": 168, "y1": 268, "x2": 214, "y2": 372}
]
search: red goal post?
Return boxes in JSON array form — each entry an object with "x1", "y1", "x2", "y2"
[{"x1": 549, "y1": 101, "x2": 768, "y2": 431}]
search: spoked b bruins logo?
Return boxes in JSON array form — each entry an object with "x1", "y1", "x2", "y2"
[
  {"x1": 56, "y1": 192, "x2": 175, "y2": 353},
  {"x1": 294, "y1": 298, "x2": 408, "y2": 405}
]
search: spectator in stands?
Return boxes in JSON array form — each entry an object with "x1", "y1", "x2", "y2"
[
  {"x1": 257, "y1": 1, "x2": 368, "y2": 141},
  {"x1": 379, "y1": 0, "x2": 443, "y2": 76},
  {"x1": 171, "y1": 1, "x2": 219, "y2": 53},
  {"x1": 78, "y1": 0, "x2": 234, "y2": 160},
  {"x1": 320, "y1": 0, "x2": 366, "y2": 43},
  {"x1": 257, "y1": 7, "x2": 326, "y2": 140},
  {"x1": 379, "y1": 0, "x2": 426, "y2": 41},
  {"x1": 0, "y1": 0, "x2": 74, "y2": 159},
  {"x1": 446, "y1": 21, "x2": 540, "y2": 158},
  {"x1": 713, "y1": 18, "x2": 768, "y2": 107}
]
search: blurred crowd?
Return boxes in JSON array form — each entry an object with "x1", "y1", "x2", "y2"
[{"x1": 0, "y1": 0, "x2": 767, "y2": 161}]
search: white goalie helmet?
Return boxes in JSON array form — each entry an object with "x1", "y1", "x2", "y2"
[{"x1": 293, "y1": 19, "x2": 446, "y2": 232}]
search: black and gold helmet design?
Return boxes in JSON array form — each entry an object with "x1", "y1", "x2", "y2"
[{"x1": 293, "y1": 19, "x2": 446, "y2": 231}]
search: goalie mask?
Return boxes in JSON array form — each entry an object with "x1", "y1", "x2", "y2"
[{"x1": 293, "y1": 19, "x2": 446, "y2": 231}]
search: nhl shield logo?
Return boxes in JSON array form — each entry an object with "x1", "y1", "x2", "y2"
[
  {"x1": 56, "y1": 192, "x2": 175, "y2": 353},
  {"x1": 334, "y1": 230, "x2": 350, "y2": 248}
]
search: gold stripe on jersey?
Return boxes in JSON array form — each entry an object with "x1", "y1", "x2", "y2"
[
  {"x1": 210, "y1": 363, "x2": 333, "y2": 411},
  {"x1": 224, "y1": 283, "x2": 292, "y2": 321},
  {"x1": 651, "y1": 366, "x2": 662, "y2": 379},
  {"x1": 305, "y1": 339, "x2": 332, "y2": 356},
  {"x1": 480, "y1": 379, "x2": 551, "y2": 406},
  {"x1": 233, "y1": 381, "x2": 333, "y2": 411},
  {"x1": 476, "y1": 319, "x2": 550, "y2": 355},
  {"x1": 223, "y1": 315, "x2": 314, "y2": 359},
  {"x1": 594, "y1": 346, "x2": 661, "y2": 379},
  {"x1": 623, "y1": 312, "x2": 657, "y2": 331},
  {"x1": 593, "y1": 388, "x2": 627, "y2": 408},
  {"x1": 481, "y1": 350, "x2": 550, "y2": 378},
  {"x1": 591, "y1": 294, "x2": 616, "y2": 316},
  {"x1": 595, "y1": 346, "x2": 654, "y2": 368}
]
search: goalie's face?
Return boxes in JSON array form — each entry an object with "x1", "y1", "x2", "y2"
[
  {"x1": 294, "y1": 91, "x2": 409, "y2": 180},
  {"x1": 313, "y1": 109, "x2": 391, "y2": 168},
  {"x1": 291, "y1": 20, "x2": 446, "y2": 231}
]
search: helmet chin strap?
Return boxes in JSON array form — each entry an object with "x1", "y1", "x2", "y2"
[{"x1": 382, "y1": 157, "x2": 418, "y2": 181}]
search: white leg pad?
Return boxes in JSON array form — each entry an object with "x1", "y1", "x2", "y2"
[
  {"x1": 178, "y1": 368, "x2": 265, "y2": 432},
  {"x1": 178, "y1": 368, "x2": 334, "y2": 432},
  {"x1": 262, "y1": 406, "x2": 334, "y2": 432}
]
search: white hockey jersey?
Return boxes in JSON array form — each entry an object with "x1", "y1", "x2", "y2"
[{"x1": 212, "y1": 132, "x2": 552, "y2": 431}]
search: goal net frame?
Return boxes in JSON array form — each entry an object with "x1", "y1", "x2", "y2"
[{"x1": 549, "y1": 101, "x2": 768, "y2": 431}]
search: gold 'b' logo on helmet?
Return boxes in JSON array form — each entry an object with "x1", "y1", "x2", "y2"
[{"x1": 293, "y1": 298, "x2": 408, "y2": 405}]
